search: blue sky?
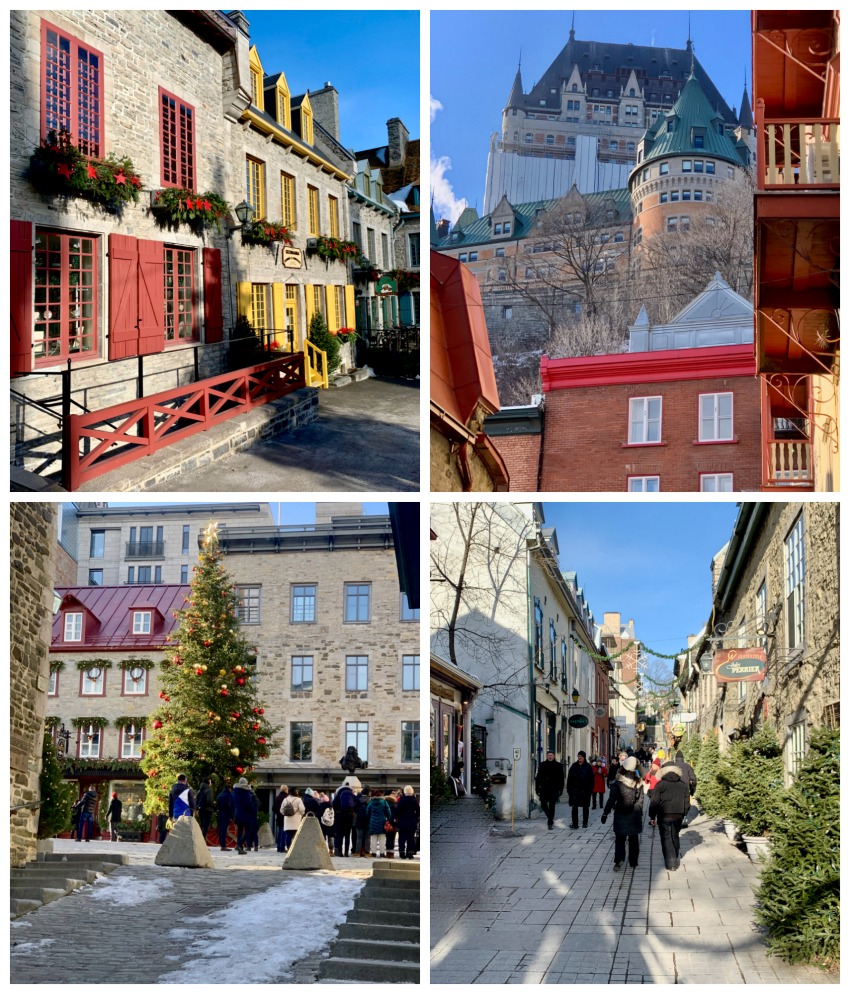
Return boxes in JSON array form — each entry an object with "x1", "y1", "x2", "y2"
[
  {"x1": 543, "y1": 501, "x2": 741, "y2": 671},
  {"x1": 431, "y1": 9, "x2": 752, "y2": 219},
  {"x1": 245, "y1": 10, "x2": 420, "y2": 153},
  {"x1": 110, "y1": 502, "x2": 387, "y2": 526}
]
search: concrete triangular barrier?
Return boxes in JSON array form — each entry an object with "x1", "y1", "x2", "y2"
[
  {"x1": 258, "y1": 822, "x2": 275, "y2": 849},
  {"x1": 155, "y1": 816, "x2": 214, "y2": 868},
  {"x1": 283, "y1": 812, "x2": 333, "y2": 870}
]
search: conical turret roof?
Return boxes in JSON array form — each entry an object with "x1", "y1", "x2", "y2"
[
  {"x1": 738, "y1": 81, "x2": 753, "y2": 129},
  {"x1": 506, "y1": 65, "x2": 524, "y2": 110}
]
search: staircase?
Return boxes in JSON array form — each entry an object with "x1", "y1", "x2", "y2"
[
  {"x1": 304, "y1": 340, "x2": 329, "y2": 388},
  {"x1": 318, "y1": 859, "x2": 420, "y2": 983},
  {"x1": 10, "y1": 851, "x2": 129, "y2": 919}
]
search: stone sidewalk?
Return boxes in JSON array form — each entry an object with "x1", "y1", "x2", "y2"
[
  {"x1": 430, "y1": 801, "x2": 837, "y2": 985},
  {"x1": 11, "y1": 839, "x2": 406, "y2": 984}
]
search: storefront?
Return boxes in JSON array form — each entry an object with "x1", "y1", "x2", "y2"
[{"x1": 429, "y1": 654, "x2": 481, "y2": 794}]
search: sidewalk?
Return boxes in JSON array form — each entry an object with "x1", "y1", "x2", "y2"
[
  {"x1": 11, "y1": 839, "x2": 411, "y2": 984},
  {"x1": 430, "y1": 802, "x2": 836, "y2": 985}
]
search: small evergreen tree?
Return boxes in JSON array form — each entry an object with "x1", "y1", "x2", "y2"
[
  {"x1": 755, "y1": 727, "x2": 839, "y2": 970},
  {"x1": 471, "y1": 735, "x2": 495, "y2": 810},
  {"x1": 693, "y1": 731, "x2": 727, "y2": 817},
  {"x1": 430, "y1": 743, "x2": 451, "y2": 805},
  {"x1": 141, "y1": 524, "x2": 276, "y2": 814},
  {"x1": 308, "y1": 310, "x2": 341, "y2": 375},
  {"x1": 37, "y1": 729, "x2": 76, "y2": 839},
  {"x1": 679, "y1": 733, "x2": 701, "y2": 769},
  {"x1": 717, "y1": 724, "x2": 784, "y2": 836}
]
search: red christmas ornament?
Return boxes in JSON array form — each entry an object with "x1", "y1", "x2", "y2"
[
  {"x1": 251, "y1": 723, "x2": 260, "y2": 730},
  {"x1": 235, "y1": 766, "x2": 244, "y2": 774},
  {"x1": 236, "y1": 677, "x2": 245, "y2": 686},
  {"x1": 258, "y1": 709, "x2": 265, "y2": 715},
  {"x1": 153, "y1": 720, "x2": 163, "y2": 729},
  {"x1": 220, "y1": 689, "x2": 229, "y2": 696},
  {"x1": 57, "y1": 162, "x2": 73, "y2": 179},
  {"x1": 252, "y1": 708, "x2": 259, "y2": 715},
  {"x1": 196, "y1": 668, "x2": 204, "y2": 675},
  {"x1": 257, "y1": 737, "x2": 267, "y2": 745},
  {"x1": 159, "y1": 691, "x2": 166, "y2": 699},
  {"x1": 114, "y1": 171, "x2": 127, "y2": 185},
  {"x1": 204, "y1": 639, "x2": 212, "y2": 647}
]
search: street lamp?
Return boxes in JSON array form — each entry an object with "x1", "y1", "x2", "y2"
[
  {"x1": 56, "y1": 723, "x2": 70, "y2": 757},
  {"x1": 571, "y1": 688, "x2": 580, "y2": 706},
  {"x1": 229, "y1": 200, "x2": 255, "y2": 237}
]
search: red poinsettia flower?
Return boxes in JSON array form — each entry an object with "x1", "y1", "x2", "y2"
[{"x1": 114, "y1": 171, "x2": 127, "y2": 185}]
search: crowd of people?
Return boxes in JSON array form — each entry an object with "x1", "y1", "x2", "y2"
[{"x1": 535, "y1": 745, "x2": 697, "y2": 872}]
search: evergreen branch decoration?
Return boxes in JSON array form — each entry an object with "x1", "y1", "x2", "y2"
[
  {"x1": 75, "y1": 658, "x2": 113, "y2": 672},
  {"x1": 44, "y1": 715, "x2": 62, "y2": 729},
  {"x1": 117, "y1": 658, "x2": 156, "y2": 671},
  {"x1": 64, "y1": 757, "x2": 143, "y2": 773},
  {"x1": 151, "y1": 187, "x2": 231, "y2": 233},
  {"x1": 49, "y1": 661, "x2": 66, "y2": 673},
  {"x1": 114, "y1": 716, "x2": 148, "y2": 729},
  {"x1": 71, "y1": 716, "x2": 110, "y2": 730}
]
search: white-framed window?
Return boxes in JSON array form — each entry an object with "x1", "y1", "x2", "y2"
[
  {"x1": 755, "y1": 581, "x2": 768, "y2": 650},
  {"x1": 784, "y1": 514, "x2": 805, "y2": 650},
  {"x1": 402, "y1": 654, "x2": 420, "y2": 691},
  {"x1": 291, "y1": 655, "x2": 314, "y2": 692},
  {"x1": 628, "y1": 396, "x2": 662, "y2": 444},
  {"x1": 401, "y1": 721, "x2": 420, "y2": 763},
  {"x1": 345, "y1": 655, "x2": 369, "y2": 692},
  {"x1": 64, "y1": 612, "x2": 83, "y2": 642},
  {"x1": 121, "y1": 724, "x2": 144, "y2": 758},
  {"x1": 699, "y1": 393, "x2": 733, "y2": 441},
  {"x1": 786, "y1": 714, "x2": 807, "y2": 779},
  {"x1": 345, "y1": 721, "x2": 368, "y2": 762},
  {"x1": 344, "y1": 583, "x2": 371, "y2": 623},
  {"x1": 132, "y1": 611, "x2": 152, "y2": 635},
  {"x1": 123, "y1": 666, "x2": 148, "y2": 695},
  {"x1": 236, "y1": 586, "x2": 261, "y2": 624},
  {"x1": 81, "y1": 666, "x2": 105, "y2": 696},
  {"x1": 79, "y1": 724, "x2": 101, "y2": 759},
  {"x1": 48, "y1": 670, "x2": 58, "y2": 696},
  {"x1": 628, "y1": 476, "x2": 660, "y2": 492},
  {"x1": 700, "y1": 473, "x2": 733, "y2": 491},
  {"x1": 291, "y1": 584, "x2": 317, "y2": 623},
  {"x1": 400, "y1": 593, "x2": 419, "y2": 622}
]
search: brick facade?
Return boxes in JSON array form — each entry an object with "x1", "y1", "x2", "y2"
[{"x1": 492, "y1": 434, "x2": 541, "y2": 491}]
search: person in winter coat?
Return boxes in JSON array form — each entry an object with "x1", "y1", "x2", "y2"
[
  {"x1": 105, "y1": 792, "x2": 122, "y2": 841},
  {"x1": 316, "y1": 792, "x2": 334, "y2": 853},
  {"x1": 606, "y1": 753, "x2": 623, "y2": 787},
  {"x1": 303, "y1": 788, "x2": 322, "y2": 819},
  {"x1": 355, "y1": 789, "x2": 371, "y2": 856},
  {"x1": 216, "y1": 784, "x2": 234, "y2": 850},
  {"x1": 591, "y1": 758, "x2": 607, "y2": 809},
  {"x1": 601, "y1": 756, "x2": 644, "y2": 869},
  {"x1": 395, "y1": 786, "x2": 419, "y2": 859},
  {"x1": 674, "y1": 750, "x2": 698, "y2": 825},
  {"x1": 340, "y1": 745, "x2": 367, "y2": 774},
  {"x1": 156, "y1": 811, "x2": 169, "y2": 844},
  {"x1": 168, "y1": 775, "x2": 195, "y2": 821},
  {"x1": 248, "y1": 785, "x2": 260, "y2": 852},
  {"x1": 273, "y1": 785, "x2": 289, "y2": 852},
  {"x1": 282, "y1": 788, "x2": 305, "y2": 851},
  {"x1": 384, "y1": 791, "x2": 398, "y2": 857},
  {"x1": 566, "y1": 751, "x2": 595, "y2": 829},
  {"x1": 535, "y1": 750, "x2": 565, "y2": 830},
  {"x1": 643, "y1": 757, "x2": 662, "y2": 795},
  {"x1": 332, "y1": 781, "x2": 358, "y2": 857},
  {"x1": 195, "y1": 778, "x2": 215, "y2": 844},
  {"x1": 366, "y1": 789, "x2": 393, "y2": 857},
  {"x1": 76, "y1": 786, "x2": 99, "y2": 841},
  {"x1": 232, "y1": 777, "x2": 256, "y2": 854},
  {"x1": 649, "y1": 760, "x2": 691, "y2": 870}
]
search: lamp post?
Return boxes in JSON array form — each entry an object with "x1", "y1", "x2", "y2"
[
  {"x1": 229, "y1": 200, "x2": 255, "y2": 237},
  {"x1": 56, "y1": 723, "x2": 71, "y2": 757}
]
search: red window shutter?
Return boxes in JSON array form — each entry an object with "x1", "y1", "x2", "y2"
[
  {"x1": 136, "y1": 239, "x2": 165, "y2": 356},
  {"x1": 108, "y1": 234, "x2": 139, "y2": 359},
  {"x1": 11, "y1": 220, "x2": 33, "y2": 376},
  {"x1": 203, "y1": 247, "x2": 223, "y2": 343}
]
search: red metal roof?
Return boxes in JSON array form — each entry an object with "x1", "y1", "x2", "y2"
[{"x1": 52, "y1": 585, "x2": 189, "y2": 651}]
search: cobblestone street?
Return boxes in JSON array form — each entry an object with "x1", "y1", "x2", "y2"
[{"x1": 431, "y1": 799, "x2": 837, "y2": 984}]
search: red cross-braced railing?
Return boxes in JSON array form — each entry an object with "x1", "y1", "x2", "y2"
[{"x1": 65, "y1": 354, "x2": 305, "y2": 489}]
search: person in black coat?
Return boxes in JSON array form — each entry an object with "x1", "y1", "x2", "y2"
[
  {"x1": 649, "y1": 761, "x2": 691, "y2": 870},
  {"x1": 105, "y1": 792, "x2": 122, "y2": 841},
  {"x1": 196, "y1": 778, "x2": 215, "y2": 844},
  {"x1": 332, "y1": 782, "x2": 358, "y2": 857},
  {"x1": 216, "y1": 783, "x2": 234, "y2": 851},
  {"x1": 354, "y1": 790, "x2": 370, "y2": 856},
  {"x1": 566, "y1": 751, "x2": 595, "y2": 829},
  {"x1": 601, "y1": 757, "x2": 644, "y2": 869},
  {"x1": 535, "y1": 750, "x2": 565, "y2": 830},
  {"x1": 395, "y1": 786, "x2": 419, "y2": 859},
  {"x1": 674, "y1": 750, "x2": 698, "y2": 825}
]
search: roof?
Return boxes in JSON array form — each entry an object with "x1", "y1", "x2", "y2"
[{"x1": 52, "y1": 585, "x2": 188, "y2": 650}]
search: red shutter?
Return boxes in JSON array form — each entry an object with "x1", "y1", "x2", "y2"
[
  {"x1": 11, "y1": 220, "x2": 33, "y2": 376},
  {"x1": 203, "y1": 247, "x2": 223, "y2": 343},
  {"x1": 109, "y1": 234, "x2": 140, "y2": 359},
  {"x1": 137, "y1": 239, "x2": 165, "y2": 356}
]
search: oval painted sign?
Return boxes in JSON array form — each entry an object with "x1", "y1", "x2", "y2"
[
  {"x1": 713, "y1": 647, "x2": 767, "y2": 683},
  {"x1": 568, "y1": 714, "x2": 589, "y2": 728}
]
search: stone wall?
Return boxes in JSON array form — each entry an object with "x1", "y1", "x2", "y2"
[{"x1": 10, "y1": 502, "x2": 57, "y2": 867}]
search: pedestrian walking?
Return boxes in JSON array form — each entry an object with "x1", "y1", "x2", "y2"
[
  {"x1": 216, "y1": 783, "x2": 234, "y2": 850},
  {"x1": 384, "y1": 791, "x2": 398, "y2": 857},
  {"x1": 535, "y1": 750, "x2": 565, "y2": 830},
  {"x1": 282, "y1": 787, "x2": 305, "y2": 851},
  {"x1": 156, "y1": 811, "x2": 168, "y2": 844},
  {"x1": 607, "y1": 752, "x2": 624, "y2": 786},
  {"x1": 105, "y1": 792, "x2": 122, "y2": 841},
  {"x1": 643, "y1": 755, "x2": 662, "y2": 795},
  {"x1": 591, "y1": 757, "x2": 607, "y2": 809},
  {"x1": 232, "y1": 777, "x2": 255, "y2": 854},
  {"x1": 248, "y1": 783, "x2": 260, "y2": 851},
  {"x1": 316, "y1": 792, "x2": 334, "y2": 853},
  {"x1": 395, "y1": 786, "x2": 419, "y2": 859},
  {"x1": 674, "y1": 750, "x2": 698, "y2": 825},
  {"x1": 366, "y1": 789, "x2": 393, "y2": 857},
  {"x1": 332, "y1": 779, "x2": 358, "y2": 857},
  {"x1": 601, "y1": 756, "x2": 644, "y2": 870},
  {"x1": 167, "y1": 774, "x2": 195, "y2": 820},
  {"x1": 76, "y1": 786, "x2": 98, "y2": 841},
  {"x1": 355, "y1": 788, "x2": 370, "y2": 856},
  {"x1": 648, "y1": 759, "x2": 691, "y2": 870},
  {"x1": 196, "y1": 778, "x2": 215, "y2": 844},
  {"x1": 273, "y1": 785, "x2": 289, "y2": 852},
  {"x1": 566, "y1": 751, "x2": 595, "y2": 829}
]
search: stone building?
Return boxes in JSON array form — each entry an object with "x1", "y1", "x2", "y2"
[
  {"x1": 348, "y1": 157, "x2": 400, "y2": 332},
  {"x1": 10, "y1": 503, "x2": 58, "y2": 867},
  {"x1": 677, "y1": 502, "x2": 839, "y2": 783},
  {"x1": 600, "y1": 613, "x2": 642, "y2": 754}
]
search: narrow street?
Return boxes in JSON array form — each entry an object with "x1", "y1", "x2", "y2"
[{"x1": 431, "y1": 798, "x2": 836, "y2": 985}]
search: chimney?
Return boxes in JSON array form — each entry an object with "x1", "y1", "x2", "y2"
[
  {"x1": 309, "y1": 84, "x2": 340, "y2": 141},
  {"x1": 387, "y1": 117, "x2": 409, "y2": 168},
  {"x1": 225, "y1": 10, "x2": 250, "y2": 36}
]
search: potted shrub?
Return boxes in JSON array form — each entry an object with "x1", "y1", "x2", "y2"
[
  {"x1": 692, "y1": 731, "x2": 729, "y2": 824},
  {"x1": 307, "y1": 311, "x2": 341, "y2": 377},
  {"x1": 717, "y1": 725, "x2": 784, "y2": 859}
]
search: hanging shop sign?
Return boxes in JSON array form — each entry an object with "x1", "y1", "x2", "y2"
[
  {"x1": 375, "y1": 275, "x2": 397, "y2": 296},
  {"x1": 568, "y1": 714, "x2": 589, "y2": 728},
  {"x1": 713, "y1": 647, "x2": 767, "y2": 683},
  {"x1": 282, "y1": 247, "x2": 303, "y2": 269}
]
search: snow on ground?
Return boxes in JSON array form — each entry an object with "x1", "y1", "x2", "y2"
[
  {"x1": 10, "y1": 937, "x2": 55, "y2": 954},
  {"x1": 157, "y1": 876, "x2": 365, "y2": 983},
  {"x1": 87, "y1": 875, "x2": 174, "y2": 904}
]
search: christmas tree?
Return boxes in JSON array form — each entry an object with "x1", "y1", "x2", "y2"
[
  {"x1": 141, "y1": 523, "x2": 276, "y2": 814},
  {"x1": 38, "y1": 728, "x2": 76, "y2": 838},
  {"x1": 692, "y1": 730, "x2": 727, "y2": 818}
]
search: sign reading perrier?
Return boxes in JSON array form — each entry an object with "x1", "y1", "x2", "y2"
[
  {"x1": 375, "y1": 275, "x2": 397, "y2": 296},
  {"x1": 713, "y1": 647, "x2": 767, "y2": 683},
  {"x1": 568, "y1": 714, "x2": 589, "y2": 728}
]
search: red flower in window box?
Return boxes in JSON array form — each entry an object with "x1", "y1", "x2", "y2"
[{"x1": 114, "y1": 171, "x2": 127, "y2": 185}]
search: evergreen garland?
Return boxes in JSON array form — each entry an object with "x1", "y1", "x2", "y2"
[
  {"x1": 754, "y1": 728, "x2": 839, "y2": 970},
  {"x1": 38, "y1": 729, "x2": 76, "y2": 839}
]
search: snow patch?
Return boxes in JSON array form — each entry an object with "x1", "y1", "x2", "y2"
[
  {"x1": 87, "y1": 875, "x2": 175, "y2": 905},
  {"x1": 12, "y1": 938, "x2": 55, "y2": 954}
]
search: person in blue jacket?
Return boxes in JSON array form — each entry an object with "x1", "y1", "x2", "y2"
[
  {"x1": 216, "y1": 783, "x2": 234, "y2": 850},
  {"x1": 232, "y1": 777, "x2": 255, "y2": 855}
]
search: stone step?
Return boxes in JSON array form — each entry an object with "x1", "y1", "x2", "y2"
[
  {"x1": 354, "y1": 896, "x2": 418, "y2": 915},
  {"x1": 365, "y1": 876, "x2": 420, "y2": 892},
  {"x1": 338, "y1": 922, "x2": 419, "y2": 944},
  {"x1": 11, "y1": 875, "x2": 84, "y2": 894},
  {"x1": 318, "y1": 956, "x2": 420, "y2": 983},
  {"x1": 331, "y1": 937, "x2": 420, "y2": 963},
  {"x1": 347, "y1": 908, "x2": 419, "y2": 928},
  {"x1": 371, "y1": 864, "x2": 420, "y2": 877},
  {"x1": 41, "y1": 852, "x2": 129, "y2": 865},
  {"x1": 12, "y1": 866, "x2": 99, "y2": 884},
  {"x1": 10, "y1": 898, "x2": 43, "y2": 917},
  {"x1": 9, "y1": 885, "x2": 69, "y2": 905}
]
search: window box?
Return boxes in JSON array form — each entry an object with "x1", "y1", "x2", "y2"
[
  {"x1": 150, "y1": 187, "x2": 231, "y2": 234},
  {"x1": 241, "y1": 219, "x2": 293, "y2": 248},
  {"x1": 308, "y1": 235, "x2": 359, "y2": 263}
]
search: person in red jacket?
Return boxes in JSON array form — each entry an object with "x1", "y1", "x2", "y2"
[{"x1": 591, "y1": 757, "x2": 607, "y2": 809}]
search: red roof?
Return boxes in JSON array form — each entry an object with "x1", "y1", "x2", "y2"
[{"x1": 52, "y1": 585, "x2": 189, "y2": 651}]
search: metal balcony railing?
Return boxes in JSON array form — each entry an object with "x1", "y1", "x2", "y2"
[{"x1": 125, "y1": 542, "x2": 165, "y2": 559}]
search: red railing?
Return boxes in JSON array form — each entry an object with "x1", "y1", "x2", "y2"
[{"x1": 65, "y1": 354, "x2": 305, "y2": 490}]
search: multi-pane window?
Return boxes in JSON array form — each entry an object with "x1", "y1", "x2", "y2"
[
  {"x1": 246, "y1": 156, "x2": 265, "y2": 218},
  {"x1": 79, "y1": 724, "x2": 100, "y2": 758},
  {"x1": 401, "y1": 721, "x2": 420, "y2": 763},
  {"x1": 402, "y1": 654, "x2": 420, "y2": 691},
  {"x1": 328, "y1": 195, "x2": 339, "y2": 238},
  {"x1": 785, "y1": 514, "x2": 805, "y2": 650},
  {"x1": 132, "y1": 565, "x2": 161, "y2": 584},
  {"x1": 236, "y1": 586, "x2": 261, "y2": 624},
  {"x1": 291, "y1": 722, "x2": 312, "y2": 761},
  {"x1": 281, "y1": 172, "x2": 296, "y2": 229},
  {"x1": 81, "y1": 665, "x2": 104, "y2": 695},
  {"x1": 180, "y1": 564, "x2": 189, "y2": 583},
  {"x1": 699, "y1": 393, "x2": 733, "y2": 441},
  {"x1": 164, "y1": 247, "x2": 195, "y2": 342},
  {"x1": 787, "y1": 718, "x2": 807, "y2": 777},
  {"x1": 291, "y1": 584, "x2": 316, "y2": 623},
  {"x1": 311, "y1": 284, "x2": 324, "y2": 319},
  {"x1": 132, "y1": 611, "x2": 152, "y2": 635},
  {"x1": 628, "y1": 476, "x2": 660, "y2": 492},
  {"x1": 628, "y1": 396, "x2": 662, "y2": 443},
  {"x1": 344, "y1": 583, "x2": 371, "y2": 622},
  {"x1": 285, "y1": 285, "x2": 297, "y2": 338},
  {"x1": 381, "y1": 232, "x2": 389, "y2": 269},
  {"x1": 307, "y1": 185, "x2": 320, "y2": 235},
  {"x1": 123, "y1": 666, "x2": 148, "y2": 695},
  {"x1": 121, "y1": 723, "x2": 144, "y2": 759},
  {"x1": 367, "y1": 228, "x2": 377, "y2": 262},
  {"x1": 291, "y1": 656, "x2": 314, "y2": 692},
  {"x1": 400, "y1": 592, "x2": 419, "y2": 621},
  {"x1": 345, "y1": 655, "x2": 369, "y2": 692},
  {"x1": 700, "y1": 473, "x2": 733, "y2": 492},
  {"x1": 34, "y1": 230, "x2": 97, "y2": 364},
  {"x1": 549, "y1": 620, "x2": 557, "y2": 678},
  {"x1": 64, "y1": 612, "x2": 83, "y2": 642},
  {"x1": 182, "y1": 525, "x2": 190, "y2": 555},
  {"x1": 352, "y1": 221, "x2": 362, "y2": 252},
  {"x1": 408, "y1": 233, "x2": 421, "y2": 267},
  {"x1": 48, "y1": 670, "x2": 58, "y2": 696},
  {"x1": 251, "y1": 284, "x2": 272, "y2": 331},
  {"x1": 534, "y1": 597, "x2": 544, "y2": 668},
  {"x1": 42, "y1": 23, "x2": 103, "y2": 156},
  {"x1": 88, "y1": 569, "x2": 103, "y2": 586},
  {"x1": 345, "y1": 721, "x2": 368, "y2": 762},
  {"x1": 250, "y1": 67, "x2": 262, "y2": 108},
  {"x1": 159, "y1": 89, "x2": 195, "y2": 189}
]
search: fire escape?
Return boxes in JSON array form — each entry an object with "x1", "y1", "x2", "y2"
[{"x1": 752, "y1": 11, "x2": 840, "y2": 491}]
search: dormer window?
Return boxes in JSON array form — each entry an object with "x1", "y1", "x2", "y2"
[
  {"x1": 691, "y1": 127, "x2": 705, "y2": 148},
  {"x1": 132, "y1": 611, "x2": 152, "y2": 635},
  {"x1": 248, "y1": 46, "x2": 264, "y2": 109},
  {"x1": 494, "y1": 223, "x2": 502, "y2": 235},
  {"x1": 503, "y1": 221, "x2": 511, "y2": 235},
  {"x1": 275, "y1": 73, "x2": 291, "y2": 130},
  {"x1": 64, "y1": 612, "x2": 83, "y2": 642},
  {"x1": 301, "y1": 100, "x2": 314, "y2": 145}
]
